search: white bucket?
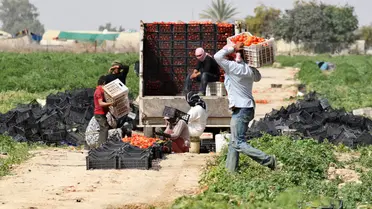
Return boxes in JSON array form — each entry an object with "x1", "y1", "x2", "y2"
[{"x1": 215, "y1": 133, "x2": 231, "y2": 153}]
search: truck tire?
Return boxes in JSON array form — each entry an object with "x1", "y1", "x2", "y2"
[{"x1": 144, "y1": 126, "x2": 154, "y2": 137}]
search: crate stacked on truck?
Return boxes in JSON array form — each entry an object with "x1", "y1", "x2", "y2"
[{"x1": 142, "y1": 22, "x2": 235, "y2": 96}]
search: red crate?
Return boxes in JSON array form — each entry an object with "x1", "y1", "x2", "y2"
[
  {"x1": 217, "y1": 42, "x2": 226, "y2": 49},
  {"x1": 145, "y1": 33, "x2": 157, "y2": 41},
  {"x1": 159, "y1": 50, "x2": 171, "y2": 57},
  {"x1": 188, "y1": 33, "x2": 200, "y2": 41},
  {"x1": 174, "y1": 41, "x2": 186, "y2": 49},
  {"x1": 217, "y1": 33, "x2": 230, "y2": 42},
  {"x1": 159, "y1": 34, "x2": 172, "y2": 41},
  {"x1": 146, "y1": 24, "x2": 158, "y2": 32},
  {"x1": 188, "y1": 50, "x2": 195, "y2": 58},
  {"x1": 160, "y1": 73, "x2": 173, "y2": 81},
  {"x1": 161, "y1": 57, "x2": 172, "y2": 65},
  {"x1": 173, "y1": 57, "x2": 186, "y2": 65},
  {"x1": 202, "y1": 41, "x2": 215, "y2": 49},
  {"x1": 174, "y1": 50, "x2": 186, "y2": 57},
  {"x1": 201, "y1": 24, "x2": 215, "y2": 32},
  {"x1": 188, "y1": 59, "x2": 198, "y2": 66},
  {"x1": 159, "y1": 25, "x2": 171, "y2": 32},
  {"x1": 187, "y1": 41, "x2": 201, "y2": 49},
  {"x1": 174, "y1": 67, "x2": 186, "y2": 74},
  {"x1": 146, "y1": 80, "x2": 162, "y2": 89},
  {"x1": 161, "y1": 66, "x2": 172, "y2": 73},
  {"x1": 188, "y1": 25, "x2": 200, "y2": 32},
  {"x1": 159, "y1": 41, "x2": 171, "y2": 49},
  {"x1": 217, "y1": 26, "x2": 233, "y2": 34},
  {"x1": 175, "y1": 74, "x2": 186, "y2": 83},
  {"x1": 174, "y1": 33, "x2": 186, "y2": 41},
  {"x1": 202, "y1": 33, "x2": 215, "y2": 40},
  {"x1": 174, "y1": 24, "x2": 186, "y2": 32}
]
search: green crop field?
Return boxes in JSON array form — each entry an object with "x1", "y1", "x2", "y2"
[
  {"x1": 0, "y1": 52, "x2": 139, "y2": 113},
  {"x1": 171, "y1": 135, "x2": 372, "y2": 209},
  {"x1": 276, "y1": 55, "x2": 372, "y2": 112}
]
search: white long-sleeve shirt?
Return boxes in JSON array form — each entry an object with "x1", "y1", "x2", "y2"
[
  {"x1": 187, "y1": 105, "x2": 208, "y2": 137},
  {"x1": 214, "y1": 47, "x2": 261, "y2": 109}
]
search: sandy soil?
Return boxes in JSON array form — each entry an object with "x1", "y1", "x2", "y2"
[{"x1": 0, "y1": 67, "x2": 298, "y2": 209}]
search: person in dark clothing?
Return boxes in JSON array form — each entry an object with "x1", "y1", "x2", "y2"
[
  {"x1": 105, "y1": 61, "x2": 130, "y2": 85},
  {"x1": 94, "y1": 75, "x2": 114, "y2": 148},
  {"x1": 184, "y1": 48, "x2": 220, "y2": 96}
]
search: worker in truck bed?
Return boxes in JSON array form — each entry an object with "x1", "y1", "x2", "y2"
[
  {"x1": 214, "y1": 42, "x2": 279, "y2": 172},
  {"x1": 183, "y1": 48, "x2": 220, "y2": 96},
  {"x1": 105, "y1": 61, "x2": 130, "y2": 85}
]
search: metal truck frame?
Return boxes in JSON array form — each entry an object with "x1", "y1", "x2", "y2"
[{"x1": 137, "y1": 21, "x2": 246, "y2": 136}]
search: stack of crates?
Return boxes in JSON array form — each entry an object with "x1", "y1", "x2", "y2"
[
  {"x1": 143, "y1": 22, "x2": 235, "y2": 96},
  {"x1": 103, "y1": 79, "x2": 130, "y2": 119}
]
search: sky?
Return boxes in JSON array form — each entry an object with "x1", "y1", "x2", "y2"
[{"x1": 29, "y1": 0, "x2": 371, "y2": 31}]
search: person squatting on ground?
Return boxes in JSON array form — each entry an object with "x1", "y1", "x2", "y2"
[
  {"x1": 156, "y1": 116, "x2": 190, "y2": 153},
  {"x1": 93, "y1": 75, "x2": 114, "y2": 148},
  {"x1": 214, "y1": 42, "x2": 278, "y2": 172},
  {"x1": 186, "y1": 92, "x2": 208, "y2": 137},
  {"x1": 184, "y1": 48, "x2": 220, "y2": 96}
]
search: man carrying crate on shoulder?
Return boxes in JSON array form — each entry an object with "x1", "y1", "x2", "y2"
[{"x1": 214, "y1": 42, "x2": 279, "y2": 173}]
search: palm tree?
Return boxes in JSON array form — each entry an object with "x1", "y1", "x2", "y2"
[{"x1": 199, "y1": 0, "x2": 239, "y2": 23}]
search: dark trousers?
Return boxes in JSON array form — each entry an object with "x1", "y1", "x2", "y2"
[
  {"x1": 95, "y1": 114, "x2": 109, "y2": 146},
  {"x1": 184, "y1": 72, "x2": 219, "y2": 94}
]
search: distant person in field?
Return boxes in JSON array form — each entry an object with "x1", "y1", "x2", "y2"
[
  {"x1": 105, "y1": 61, "x2": 130, "y2": 85},
  {"x1": 183, "y1": 48, "x2": 220, "y2": 96},
  {"x1": 94, "y1": 75, "x2": 114, "y2": 147},
  {"x1": 214, "y1": 42, "x2": 279, "y2": 172}
]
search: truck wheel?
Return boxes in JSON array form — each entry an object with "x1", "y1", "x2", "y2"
[{"x1": 144, "y1": 127, "x2": 154, "y2": 137}]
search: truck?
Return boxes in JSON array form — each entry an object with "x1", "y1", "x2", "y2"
[{"x1": 137, "y1": 20, "x2": 247, "y2": 136}]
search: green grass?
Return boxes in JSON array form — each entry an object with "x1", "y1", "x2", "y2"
[
  {"x1": 276, "y1": 55, "x2": 372, "y2": 111},
  {"x1": 171, "y1": 135, "x2": 372, "y2": 209},
  {"x1": 0, "y1": 135, "x2": 31, "y2": 176},
  {"x1": 0, "y1": 52, "x2": 139, "y2": 113}
]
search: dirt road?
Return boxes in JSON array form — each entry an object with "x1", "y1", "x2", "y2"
[{"x1": 0, "y1": 67, "x2": 298, "y2": 209}]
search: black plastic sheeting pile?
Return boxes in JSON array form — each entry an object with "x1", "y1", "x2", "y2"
[
  {"x1": 248, "y1": 92, "x2": 372, "y2": 148},
  {"x1": 0, "y1": 88, "x2": 95, "y2": 146}
]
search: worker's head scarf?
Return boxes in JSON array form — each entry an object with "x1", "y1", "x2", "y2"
[
  {"x1": 195, "y1": 47, "x2": 207, "y2": 62},
  {"x1": 186, "y1": 92, "x2": 206, "y2": 110}
]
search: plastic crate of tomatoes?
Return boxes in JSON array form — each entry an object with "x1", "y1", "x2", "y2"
[
  {"x1": 188, "y1": 24, "x2": 200, "y2": 32},
  {"x1": 173, "y1": 33, "x2": 186, "y2": 41},
  {"x1": 217, "y1": 23, "x2": 234, "y2": 33},
  {"x1": 145, "y1": 23, "x2": 158, "y2": 32},
  {"x1": 187, "y1": 41, "x2": 201, "y2": 49},
  {"x1": 188, "y1": 33, "x2": 200, "y2": 41},
  {"x1": 173, "y1": 24, "x2": 186, "y2": 32},
  {"x1": 202, "y1": 32, "x2": 215, "y2": 41},
  {"x1": 202, "y1": 41, "x2": 215, "y2": 49},
  {"x1": 201, "y1": 24, "x2": 215, "y2": 32},
  {"x1": 159, "y1": 24, "x2": 172, "y2": 32},
  {"x1": 227, "y1": 32, "x2": 275, "y2": 68}
]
